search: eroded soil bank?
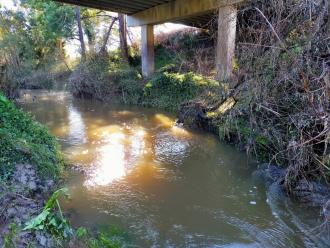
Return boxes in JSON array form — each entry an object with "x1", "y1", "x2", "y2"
[{"x1": 0, "y1": 164, "x2": 56, "y2": 247}]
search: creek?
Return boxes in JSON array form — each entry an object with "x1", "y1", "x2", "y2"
[{"x1": 19, "y1": 90, "x2": 329, "y2": 247}]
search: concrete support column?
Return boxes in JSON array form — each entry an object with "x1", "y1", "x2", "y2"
[
  {"x1": 141, "y1": 25, "x2": 155, "y2": 78},
  {"x1": 216, "y1": 5, "x2": 237, "y2": 82}
]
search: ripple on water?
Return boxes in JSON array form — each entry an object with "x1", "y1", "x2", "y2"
[
  {"x1": 18, "y1": 91, "x2": 330, "y2": 248},
  {"x1": 154, "y1": 132, "x2": 191, "y2": 165}
]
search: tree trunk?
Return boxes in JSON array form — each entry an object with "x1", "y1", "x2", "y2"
[
  {"x1": 118, "y1": 14, "x2": 129, "y2": 63},
  {"x1": 100, "y1": 17, "x2": 117, "y2": 54},
  {"x1": 76, "y1": 7, "x2": 86, "y2": 60},
  {"x1": 56, "y1": 38, "x2": 71, "y2": 71}
]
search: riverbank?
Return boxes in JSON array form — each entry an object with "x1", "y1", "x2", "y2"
[
  {"x1": 0, "y1": 93, "x2": 128, "y2": 247},
  {"x1": 69, "y1": 56, "x2": 221, "y2": 112},
  {"x1": 0, "y1": 93, "x2": 62, "y2": 246}
]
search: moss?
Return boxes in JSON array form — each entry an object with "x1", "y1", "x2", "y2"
[{"x1": 0, "y1": 93, "x2": 63, "y2": 179}]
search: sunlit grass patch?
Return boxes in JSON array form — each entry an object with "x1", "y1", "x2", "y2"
[{"x1": 142, "y1": 72, "x2": 220, "y2": 111}]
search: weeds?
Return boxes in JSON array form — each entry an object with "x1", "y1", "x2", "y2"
[
  {"x1": 2, "y1": 223, "x2": 17, "y2": 248},
  {"x1": 22, "y1": 188, "x2": 129, "y2": 247},
  {"x1": 76, "y1": 226, "x2": 128, "y2": 248},
  {"x1": 0, "y1": 93, "x2": 63, "y2": 178},
  {"x1": 69, "y1": 55, "x2": 143, "y2": 104},
  {"x1": 24, "y1": 188, "x2": 72, "y2": 239}
]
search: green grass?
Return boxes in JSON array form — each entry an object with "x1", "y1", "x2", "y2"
[
  {"x1": 142, "y1": 71, "x2": 219, "y2": 111},
  {"x1": 0, "y1": 93, "x2": 63, "y2": 179},
  {"x1": 74, "y1": 225, "x2": 129, "y2": 248}
]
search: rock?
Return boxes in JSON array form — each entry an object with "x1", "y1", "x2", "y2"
[
  {"x1": 35, "y1": 232, "x2": 54, "y2": 247},
  {"x1": 36, "y1": 233, "x2": 47, "y2": 246},
  {"x1": 268, "y1": 181, "x2": 286, "y2": 201},
  {"x1": 28, "y1": 181, "x2": 37, "y2": 191},
  {"x1": 0, "y1": 163, "x2": 57, "y2": 247},
  {"x1": 252, "y1": 163, "x2": 286, "y2": 187},
  {"x1": 18, "y1": 175, "x2": 28, "y2": 184},
  {"x1": 291, "y1": 179, "x2": 330, "y2": 207},
  {"x1": 253, "y1": 164, "x2": 330, "y2": 208},
  {"x1": 25, "y1": 164, "x2": 32, "y2": 169},
  {"x1": 46, "y1": 180, "x2": 54, "y2": 187},
  {"x1": 6, "y1": 207, "x2": 17, "y2": 218}
]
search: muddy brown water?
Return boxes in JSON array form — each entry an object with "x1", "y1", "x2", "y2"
[{"x1": 19, "y1": 90, "x2": 329, "y2": 247}]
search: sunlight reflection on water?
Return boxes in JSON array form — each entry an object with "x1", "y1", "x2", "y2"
[
  {"x1": 18, "y1": 90, "x2": 330, "y2": 248},
  {"x1": 85, "y1": 132, "x2": 126, "y2": 187},
  {"x1": 84, "y1": 126, "x2": 149, "y2": 187}
]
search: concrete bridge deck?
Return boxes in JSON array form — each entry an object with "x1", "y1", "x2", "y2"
[{"x1": 55, "y1": 0, "x2": 246, "y2": 80}]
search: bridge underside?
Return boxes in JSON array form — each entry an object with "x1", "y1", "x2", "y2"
[{"x1": 55, "y1": 0, "x2": 245, "y2": 81}]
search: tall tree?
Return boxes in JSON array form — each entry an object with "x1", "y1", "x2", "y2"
[
  {"x1": 118, "y1": 14, "x2": 129, "y2": 63},
  {"x1": 20, "y1": 0, "x2": 76, "y2": 67},
  {"x1": 100, "y1": 17, "x2": 117, "y2": 54},
  {"x1": 75, "y1": 6, "x2": 86, "y2": 60},
  {"x1": 81, "y1": 8, "x2": 100, "y2": 54}
]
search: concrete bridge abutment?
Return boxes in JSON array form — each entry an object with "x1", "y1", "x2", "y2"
[
  {"x1": 141, "y1": 25, "x2": 155, "y2": 78},
  {"x1": 216, "y1": 5, "x2": 237, "y2": 81},
  {"x1": 128, "y1": 0, "x2": 241, "y2": 81}
]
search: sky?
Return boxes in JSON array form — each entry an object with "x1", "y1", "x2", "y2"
[{"x1": 1, "y1": 0, "x2": 189, "y2": 58}]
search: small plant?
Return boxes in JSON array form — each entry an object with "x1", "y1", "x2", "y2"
[
  {"x1": 2, "y1": 223, "x2": 17, "y2": 248},
  {"x1": 76, "y1": 227, "x2": 88, "y2": 239},
  {"x1": 24, "y1": 188, "x2": 73, "y2": 239},
  {"x1": 73, "y1": 226, "x2": 128, "y2": 248},
  {"x1": 87, "y1": 226, "x2": 128, "y2": 248}
]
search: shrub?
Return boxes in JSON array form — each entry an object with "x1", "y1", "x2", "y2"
[{"x1": 69, "y1": 55, "x2": 143, "y2": 104}]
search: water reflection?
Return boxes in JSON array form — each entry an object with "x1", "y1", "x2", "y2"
[
  {"x1": 153, "y1": 113, "x2": 175, "y2": 128},
  {"x1": 68, "y1": 105, "x2": 87, "y2": 145},
  {"x1": 19, "y1": 90, "x2": 330, "y2": 248},
  {"x1": 129, "y1": 128, "x2": 146, "y2": 162},
  {"x1": 85, "y1": 125, "x2": 149, "y2": 187},
  {"x1": 85, "y1": 132, "x2": 126, "y2": 187}
]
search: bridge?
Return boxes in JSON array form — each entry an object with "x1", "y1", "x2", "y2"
[{"x1": 55, "y1": 0, "x2": 246, "y2": 80}]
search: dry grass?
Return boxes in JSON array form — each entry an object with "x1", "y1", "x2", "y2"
[
  {"x1": 233, "y1": 0, "x2": 330, "y2": 188},
  {"x1": 179, "y1": 0, "x2": 330, "y2": 192}
]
